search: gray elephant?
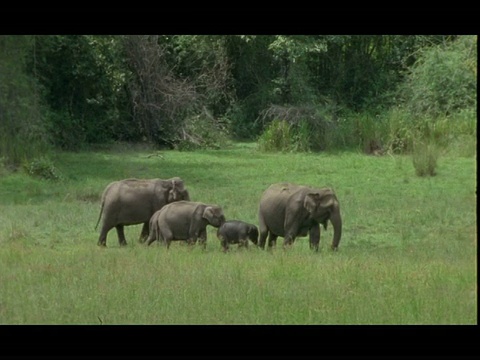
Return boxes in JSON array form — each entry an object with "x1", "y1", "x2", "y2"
[
  {"x1": 146, "y1": 201, "x2": 226, "y2": 249},
  {"x1": 95, "y1": 177, "x2": 190, "y2": 247},
  {"x1": 258, "y1": 183, "x2": 342, "y2": 251},
  {"x1": 216, "y1": 220, "x2": 259, "y2": 252}
]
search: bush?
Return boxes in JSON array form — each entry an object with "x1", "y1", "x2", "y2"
[
  {"x1": 383, "y1": 108, "x2": 417, "y2": 154},
  {"x1": 257, "y1": 104, "x2": 341, "y2": 153},
  {"x1": 257, "y1": 119, "x2": 294, "y2": 152},
  {"x1": 382, "y1": 106, "x2": 477, "y2": 156},
  {"x1": 24, "y1": 157, "x2": 63, "y2": 181},
  {"x1": 412, "y1": 140, "x2": 440, "y2": 177},
  {"x1": 399, "y1": 35, "x2": 477, "y2": 117},
  {"x1": 174, "y1": 110, "x2": 230, "y2": 151}
]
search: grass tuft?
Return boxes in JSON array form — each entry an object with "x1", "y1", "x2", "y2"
[{"x1": 412, "y1": 140, "x2": 440, "y2": 177}]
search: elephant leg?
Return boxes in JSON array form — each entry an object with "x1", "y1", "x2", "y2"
[
  {"x1": 283, "y1": 231, "x2": 297, "y2": 249},
  {"x1": 160, "y1": 229, "x2": 173, "y2": 249},
  {"x1": 259, "y1": 231, "x2": 268, "y2": 249},
  {"x1": 146, "y1": 233, "x2": 156, "y2": 246},
  {"x1": 238, "y1": 237, "x2": 248, "y2": 249},
  {"x1": 218, "y1": 235, "x2": 229, "y2": 252},
  {"x1": 309, "y1": 224, "x2": 320, "y2": 252},
  {"x1": 186, "y1": 237, "x2": 198, "y2": 251},
  {"x1": 139, "y1": 222, "x2": 149, "y2": 243},
  {"x1": 258, "y1": 214, "x2": 268, "y2": 249},
  {"x1": 97, "y1": 224, "x2": 111, "y2": 247},
  {"x1": 267, "y1": 233, "x2": 277, "y2": 249},
  {"x1": 115, "y1": 225, "x2": 127, "y2": 246},
  {"x1": 198, "y1": 229, "x2": 207, "y2": 250},
  {"x1": 222, "y1": 241, "x2": 229, "y2": 252}
]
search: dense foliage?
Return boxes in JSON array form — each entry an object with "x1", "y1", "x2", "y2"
[{"x1": 0, "y1": 35, "x2": 476, "y2": 166}]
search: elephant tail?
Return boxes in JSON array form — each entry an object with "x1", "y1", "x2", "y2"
[{"x1": 94, "y1": 198, "x2": 105, "y2": 231}]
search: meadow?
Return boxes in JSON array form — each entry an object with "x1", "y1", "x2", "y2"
[{"x1": 0, "y1": 143, "x2": 476, "y2": 324}]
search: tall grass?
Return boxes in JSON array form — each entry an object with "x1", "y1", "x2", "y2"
[
  {"x1": 257, "y1": 106, "x2": 476, "y2": 159},
  {"x1": 0, "y1": 144, "x2": 476, "y2": 324}
]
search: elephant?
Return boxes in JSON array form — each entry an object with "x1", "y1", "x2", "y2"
[
  {"x1": 145, "y1": 201, "x2": 226, "y2": 249},
  {"x1": 258, "y1": 183, "x2": 342, "y2": 252},
  {"x1": 95, "y1": 177, "x2": 190, "y2": 247},
  {"x1": 216, "y1": 220, "x2": 259, "y2": 252}
]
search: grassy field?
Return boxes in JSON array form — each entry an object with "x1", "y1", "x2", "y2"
[{"x1": 0, "y1": 143, "x2": 476, "y2": 324}]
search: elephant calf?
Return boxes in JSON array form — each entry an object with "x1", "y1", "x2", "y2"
[
  {"x1": 216, "y1": 220, "x2": 259, "y2": 252},
  {"x1": 146, "y1": 201, "x2": 226, "y2": 249}
]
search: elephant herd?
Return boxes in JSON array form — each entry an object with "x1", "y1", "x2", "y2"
[{"x1": 95, "y1": 177, "x2": 342, "y2": 252}]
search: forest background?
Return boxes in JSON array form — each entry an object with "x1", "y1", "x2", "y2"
[{"x1": 0, "y1": 35, "x2": 476, "y2": 169}]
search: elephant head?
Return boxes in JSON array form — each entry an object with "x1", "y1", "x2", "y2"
[
  {"x1": 203, "y1": 206, "x2": 226, "y2": 228},
  {"x1": 248, "y1": 226, "x2": 259, "y2": 245},
  {"x1": 304, "y1": 190, "x2": 342, "y2": 250},
  {"x1": 167, "y1": 177, "x2": 190, "y2": 203}
]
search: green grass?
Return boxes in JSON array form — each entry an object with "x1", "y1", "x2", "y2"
[{"x1": 0, "y1": 143, "x2": 476, "y2": 324}]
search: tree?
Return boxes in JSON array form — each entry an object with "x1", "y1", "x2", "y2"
[
  {"x1": 31, "y1": 35, "x2": 131, "y2": 149},
  {"x1": 122, "y1": 35, "x2": 198, "y2": 146},
  {"x1": 0, "y1": 35, "x2": 48, "y2": 166},
  {"x1": 398, "y1": 35, "x2": 476, "y2": 117}
]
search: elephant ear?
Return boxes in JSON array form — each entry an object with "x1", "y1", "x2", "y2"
[
  {"x1": 169, "y1": 179, "x2": 178, "y2": 201},
  {"x1": 168, "y1": 178, "x2": 186, "y2": 202},
  {"x1": 318, "y1": 193, "x2": 335, "y2": 209},
  {"x1": 304, "y1": 193, "x2": 320, "y2": 214},
  {"x1": 167, "y1": 191, "x2": 175, "y2": 202},
  {"x1": 202, "y1": 206, "x2": 215, "y2": 222},
  {"x1": 171, "y1": 177, "x2": 185, "y2": 191}
]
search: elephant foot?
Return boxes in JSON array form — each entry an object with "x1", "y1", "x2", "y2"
[{"x1": 309, "y1": 243, "x2": 319, "y2": 252}]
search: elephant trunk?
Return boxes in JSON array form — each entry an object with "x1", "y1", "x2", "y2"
[{"x1": 330, "y1": 206, "x2": 342, "y2": 250}]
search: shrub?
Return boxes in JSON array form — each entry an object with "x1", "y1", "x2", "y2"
[
  {"x1": 290, "y1": 120, "x2": 312, "y2": 152},
  {"x1": 257, "y1": 119, "x2": 293, "y2": 152},
  {"x1": 24, "y1": 157, "x2": 63, "y2": 181},
  {"x1": 174, "y1": 110, "x2": 230, "y2": 151},
  {"x1": 412, "y1": 140, "x2": 440, "y2": 177},
  {"x1": 382, "y1": 105, "x2": 477, "y2": 156},
  {"x1": 257, "y1": 118, "x2": 318, "y2": 153},
  {"x1": 257, "y1": 104, "x2": 340, "y2": 152},
  {"x1": 399, "y1": 35, "x2": 477, "y2": 118}
]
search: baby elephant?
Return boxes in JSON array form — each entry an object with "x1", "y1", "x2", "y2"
[
  {"x1": 216, "y1": 220, "x2": 259, "y2": 252},
  {"x1": 146, "y1": 201, "x2": 226, "y2": 249}
]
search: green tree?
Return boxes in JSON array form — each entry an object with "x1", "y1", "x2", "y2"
[
  {"x1": 399, "y1": 35, "x2": 476, "y2": 117},
  {"x1": 0, "y1": 35, "x2": 49, "y2": 167},
  {"x1": 31, "y1": 35, "x2": 131, "y2": 149},
  {"x1": 123, "y1": 35, "x2": 232, "y2": 148}
]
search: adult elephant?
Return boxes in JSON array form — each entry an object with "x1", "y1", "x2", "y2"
[
  {"x1": 145, "y1": 201, "x2": 226, "y2": 249},
  {"x1": 258, "y1": 183, "x2": 342, "y2": 251},
  {"x1": 95, "y1": 177, "x2": 190, "y2": 247}
]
